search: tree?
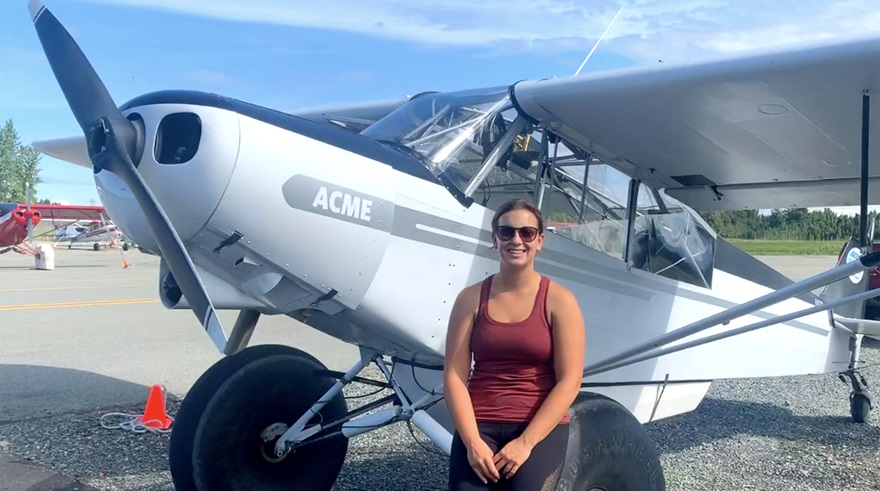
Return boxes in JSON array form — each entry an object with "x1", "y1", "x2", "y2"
[
  {"x1": 0, "y1": 118, "x2": 42, "y2": 203},
  {"x1": 699, "y1": 207, "x2": 872, "y2": 241}
]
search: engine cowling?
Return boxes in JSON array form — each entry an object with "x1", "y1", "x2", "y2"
[{"x1": 158, "y1": 259, "x2": 266, "y2": 311}]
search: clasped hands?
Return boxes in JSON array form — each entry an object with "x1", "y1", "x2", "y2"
[{"x1": 467, "y1": 436, "x2": 533, "y2": 484}]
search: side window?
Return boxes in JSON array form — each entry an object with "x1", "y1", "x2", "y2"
[
  {"x1": 627, "y1": 183, "x2": 715, "y2": 288},
  {"x1": 538, "y1": 145, "x2": 631, "y2": 261}
]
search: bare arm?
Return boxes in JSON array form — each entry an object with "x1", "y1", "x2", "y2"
[
  {"x1": 443, "y1": 286, "x2": 481, "y2": 447},
  {"x1": 518, "y1": 283, "x2": 586, "y2": 449},
  {"x1": 444, "y1": 285, "x2": 501, "y2": 483}
]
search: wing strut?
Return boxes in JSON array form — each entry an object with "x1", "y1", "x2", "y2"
[
  {"x1": 860, "y1": 91, "x2": 871, "y2": 247},
  {"x1": 582, "y1": 249, "x2": 880, "y2": 378}
]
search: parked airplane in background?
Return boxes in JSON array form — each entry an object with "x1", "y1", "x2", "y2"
[
  {"x1": 0, "y1": 201, "x2": 107, "y2": 254},
  {"x1": 54, "y1": 219, "x2": 132, "y2": 251},
  {"x1": 25, "y1": 0, "x2": 880, "y2": 490}
]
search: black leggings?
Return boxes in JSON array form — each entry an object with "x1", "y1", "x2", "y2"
[{"x1": 449, "y1": 421, "x2": 569, "y2": 491}]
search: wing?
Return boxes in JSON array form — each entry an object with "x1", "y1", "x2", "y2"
[
  {"x1": 290, "y1": 97, "x2": 411, "y2": 132},
  {"x1": 32, "y1": 135, "x2": 92, "y2": 168},
  {"x1": 511, "y1": 34, "x2": 880, "y2": 210},
  {"x1": 32, "y1": 97, "x2": 412, "y2": 165},
  {"x1": 29, "y1": 204, "x2": 106, "y2": 221}
]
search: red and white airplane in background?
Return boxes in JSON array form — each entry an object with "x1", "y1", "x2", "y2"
[
  {"x1": 54, "y1": 218, "x2": 133, "y2": 251},
  {"x1": 0, "y1": 200, "x2": 110, "y2": 254}
]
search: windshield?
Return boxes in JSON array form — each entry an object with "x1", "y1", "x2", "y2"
[{"x1": 360, "y1": 86, "x2": 515, "y2": 194}]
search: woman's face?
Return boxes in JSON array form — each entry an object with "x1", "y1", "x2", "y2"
[{"x1": 494, "y1": 208, "x2": 544, "y2": 268}]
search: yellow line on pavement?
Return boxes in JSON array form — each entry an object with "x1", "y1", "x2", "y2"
[
  {"x1": 6, "y1": 276, "x2": 154, "y2": 285},
  {"x1": 0, "y1": 298, "x2": 159, "y2": 311},
  {"x1": 0, "y1": 284, "x2": 150, "y2": 293}
]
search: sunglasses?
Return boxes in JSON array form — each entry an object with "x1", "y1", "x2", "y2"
[{"x1": 494, "y1": 225, "x2": 540, "y2": 242}]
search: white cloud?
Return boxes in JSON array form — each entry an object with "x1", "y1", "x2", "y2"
[
  {"x1": 187, "y1": 69, "x2": 237, "y2": 87},
  {"x1": 809, "y1": 206, "x2": 880, "y2": 217},
  {"x1": 76, "y1": 0, "x2": 880, "y2": 64}
]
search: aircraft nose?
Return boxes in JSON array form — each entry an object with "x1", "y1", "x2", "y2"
[
  {"x1": 13, "y1": 209, "x2": 41, "y2": 226},
  {"x1": 96, "y1": 103, "x2": 241, "y2": 252}
]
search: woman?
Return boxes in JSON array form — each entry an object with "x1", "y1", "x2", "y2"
[{"x1": 444, "y1": 198, "x2": 586, "y2": 491}]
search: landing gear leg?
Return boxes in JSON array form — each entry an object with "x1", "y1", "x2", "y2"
[
  {"x1": 839, "y1": 335, "x2": 873, "y2": 423},
  {"x1": 224, "y1": 308, "x2": 260, "y2": 355}
]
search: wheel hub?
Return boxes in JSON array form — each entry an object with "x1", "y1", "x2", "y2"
[{"x1": 259, "y1": 422, "x2": 290, "y2": 463}]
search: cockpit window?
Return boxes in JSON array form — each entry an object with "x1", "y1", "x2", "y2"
[{"x1": 360, "y1": 86, "x2": 519, "y2": 198}]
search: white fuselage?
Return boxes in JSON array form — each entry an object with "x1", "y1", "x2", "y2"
[{"x1": 96, "y1": 101, "x2": 852, "y2": 426}]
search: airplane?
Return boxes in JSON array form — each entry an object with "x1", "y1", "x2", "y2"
[
  {"x1": 0, "y1": 200, "x2": 107, "y2": 255},
  {"x1": 54, "y1": 219, "x2": 132, "y2": 251},
  {"x1": 24, "y1": 1, "x2": 880, "y2": 489}
]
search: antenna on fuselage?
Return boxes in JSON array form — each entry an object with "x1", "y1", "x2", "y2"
[{"x1": 573, "y1": 5, "x2": 624, "y2": 76}]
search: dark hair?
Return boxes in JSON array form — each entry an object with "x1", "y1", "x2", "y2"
[{"x1": 491, "y1": 198, "x2": 544, "y2": 234}]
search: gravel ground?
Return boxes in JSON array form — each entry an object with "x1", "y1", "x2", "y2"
[
  {"x1": 1, "y1": 339, "x2": 878, "y2": 491},
  {"x1": 646, "y1": 337, "x2": 880, "y2": 491}
]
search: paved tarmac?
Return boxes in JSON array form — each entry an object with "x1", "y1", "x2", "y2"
[
  {"x1": 0, "y1": 246, "x2": 853, "y2": 489},
  {"x1": 0, "y1": 246, "x2": 362, "y2": 490},
  {"x1": 755, "y1": 255, "x2": 840, "y2": 282}
]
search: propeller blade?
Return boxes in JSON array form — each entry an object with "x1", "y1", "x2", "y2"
[
  {"x1": 27, "y1": 0, "x2": 228, "y2": 353},
  {"x1": 101, "y1": 129, "x2": 228, "y2": 352},
  {"x1": 27, "y1": 0, "x2": 123, "y2": 138},
  {"x1": 26, "y1": 182, "x2": 33, "y2": 245}
]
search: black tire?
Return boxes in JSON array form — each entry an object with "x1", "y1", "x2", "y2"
[
  {"x1": 851, "y1": 393, "x2": 871, "y2": 423},
  {"x1": 93, "y1": 242, "x2": 100, "y2": 251},
  {"x1": 169, "y1": 344, "x2": 325, "y2": 491},
  {"x1": 191, "y1": 351, "x2": 350, "y2": 490},
  {"x1": 555, "y1": 392, "x2": 665, "y2": 491},
  {"x1": 122, "y1": 242, "x2": 131, "y2": 251}
]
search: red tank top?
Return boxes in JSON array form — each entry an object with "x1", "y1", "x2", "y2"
[{"x1": 468, "y1": 274, "x2": 570, "y2": 424}]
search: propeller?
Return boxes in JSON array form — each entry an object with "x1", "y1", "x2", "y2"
[
  {"x1": 27, "y1": 0, "x2": 228, "y2": 353},
  {"x1": 25, "y1": 181, "x2": 33, "y2": 245}
]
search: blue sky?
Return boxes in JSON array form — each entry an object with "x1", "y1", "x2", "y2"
[{"x1": 1, "y1": 0, "x2": 878, "y2": 211}]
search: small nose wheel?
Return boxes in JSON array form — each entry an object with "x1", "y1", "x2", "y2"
[{"x1": 840, "y1": 369, "x2": 872, "y2": 423}]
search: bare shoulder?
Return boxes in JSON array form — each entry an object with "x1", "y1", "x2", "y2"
[
  {"x1": 452, "y1": 279, "x2": 485, "y2": 315},
  {"x1": 445, "y1": 280, "x2": 485, "y2": 348},
  {"x1": 546, "y1": 279, "x2": 584, "y2": 322},
  {"x1": 547, "y1": 279, "x2": 579, "y2": 308}
]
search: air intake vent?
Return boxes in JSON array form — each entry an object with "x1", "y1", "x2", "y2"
[{"x1": 155, "y1": 112, "x2": 202, "y2": 165}]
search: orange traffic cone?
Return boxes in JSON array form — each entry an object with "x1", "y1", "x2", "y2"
[
  {"x1": 122, "y1": 257, "x2": 131, "y2": 268},
  {"x1": 137, "y1": 384, "x2": 173, "y2": 430}
]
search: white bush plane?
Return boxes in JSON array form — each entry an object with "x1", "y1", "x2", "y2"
[{"x1": 25, "y1": 1, "x2": 880, "y2": 489}]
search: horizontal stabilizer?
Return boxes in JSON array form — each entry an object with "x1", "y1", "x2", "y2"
[{"x1": 31, "y1": 135, "x2": 91, "y2": 168}]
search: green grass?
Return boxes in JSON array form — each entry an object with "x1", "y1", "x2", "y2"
[{"x1": 727, "y1": 239, "x2": 844, "y2": 256}]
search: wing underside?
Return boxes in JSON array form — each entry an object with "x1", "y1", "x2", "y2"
[
  {"x1": 31, "y1": 204, "x2": 106, "y2": 222},
  {"x1": 511, "y1": 35, "x2": 880, "y2": 211}
]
